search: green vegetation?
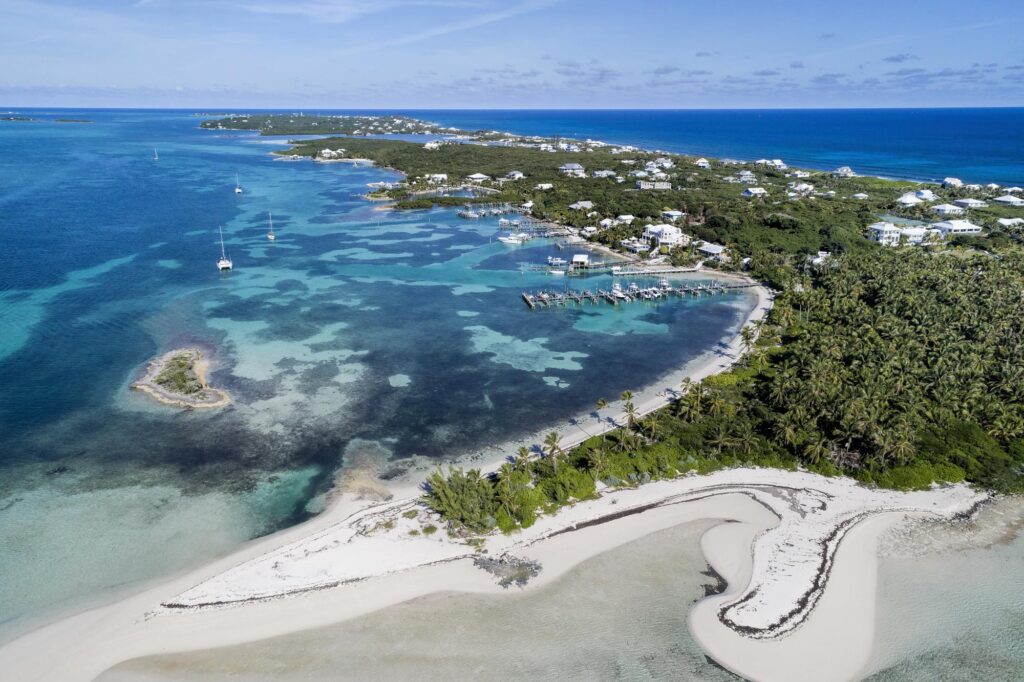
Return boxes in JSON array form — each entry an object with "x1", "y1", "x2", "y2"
[
  {"x1": 425, "y1": 249, "x2": 1024, "y2": 534},
  {"x1": 154, "y1": 353, "x2": 203, "y2": 395}
]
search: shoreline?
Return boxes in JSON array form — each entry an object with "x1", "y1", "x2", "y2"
[
  {"x1": 0, "y1": 469, "x2": 986, "y2": 682},
  {"x1": 130, "y1": 348, "x2": 230, "y2": 409}
]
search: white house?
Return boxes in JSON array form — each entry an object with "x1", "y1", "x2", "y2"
[
  {"x1": 466, "y1": 173, "x2": 491, "y2": 183},
  {"x1": 423, "y1": 141, "x2": 441, "y2": 151},
  {"x1": 593, "y1": 169, "x2": 617, "y2": 178},
  {"x1": 695, "y1": 158, "x2": 710, "y2": 169},
  {"x1": 986, "y1": 183, "x2": 1002, "y2": 191},
  {"x1": 743, "y1": 187, "x2": 769, "y2": 198},
  {"x1": 571, "y1": 254, "x2": 591, "y2": 268},
  {"x1": 599, "y1": 218, "x2": 616, "y2": 228},
  {"x1": 426, "y1": 173, "x2": 448, "y2": 184},
  {"x1": 897, "y1": 192, "x2": 924, "y2": 207},
  {"x1": 628, "y1": 169, "x2": 649, "y2": 178},
  {"x1": 616, "y1": 214, "x2": 636, "y2": 225},
  {"x1": 696, "y1": 241, "x2": 728, "y2": 260},
  {"x1": 954, "y1": 198, "x2": 987, "y2": 209},
  {"x1": 931, "y1": 203, "x2": 964, "y2": 217},
  {"x1": 833, "y1": 166, "x2": 857, "y2": 178},
  {"x1": 581, "y1": 226, "x2": 599, "y2": 236},
  {"x1": 932, "y1": 219, "x2": 983, "y2": 238},
  {"x1": 915, "y1": 189, "x2": 939, "y2": 201},
  {"x1": 642, "y1": 224, "x2": 690, "y2": 249},
  {"x1": 787, "y1": 182, "x2": 815, "y2": 194},
  {"x1": 1006, "y1": 187, "x2": 1024, "y2": 193},
  {"x1": 534, "y1": 183, "x2": 554, "y2": 191},
  {"x1": 661, "y1": 209, "x2": 685, "y2": 222},
  {"x1": 994, "y1": 195, "x2": 1024, "y2": 207},
  {"x1": 569, "y1": 200, "x2": 594, "y2": 211},
  {"x1": 637, "y1": 180, "x2": 672, "y2": 190},
  {"x1": 505, "y1": 170, "x2": 526, "y2": 181},
  {"x1": 997, "y1": 218, "x2": 1024, "y2": 228},
  {"x1": 789, "y1": 170, "x2": 812, "y2": 179},
  {"x1": 942, "y1": 177, "x2": 964, "y2": 188},
  {"x1": 867, "y1": 221, "x2": 904, "y2": 246},
  {"x1": 559, "y1": 163, "x2": 586, "y2": 177},
  {"x1": 853, "y1": 192, "x2": 870, "y2": 200}
]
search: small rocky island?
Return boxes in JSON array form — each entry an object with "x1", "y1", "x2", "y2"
[{"x1": 132, "y1": 348, "x2": 230, "y2": 409}]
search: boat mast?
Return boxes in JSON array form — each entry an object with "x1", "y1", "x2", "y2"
[{"x1": 219, "y1": 225, "x2": 227, "y2": 260}]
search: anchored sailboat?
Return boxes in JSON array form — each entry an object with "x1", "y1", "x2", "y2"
[
  {"x1": 267, "y1": 212, "x2": 276, "y2": 241},
  {"x1": 234, "y1": 173, "x2": 243, "y2": 194},
  {"x1": 153, "y1": 149, "x2": 159, "y2": 161},
  {"x1": 217, "y1": 226, "x2": 233, "y2": 271}
]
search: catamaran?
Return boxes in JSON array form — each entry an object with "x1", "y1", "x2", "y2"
[
  {"x1": 267, "y1": 212, "x2": 276, "y2": 241},
  {"x1": 234, "y1": 174, "x2": 243, "y2": 194},
  {"x1": 217, "y1": 226, "x2": 233, "y2": 271}
]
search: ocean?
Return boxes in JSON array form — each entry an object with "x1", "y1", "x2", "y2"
[
  {"x1": 2, "y1": 108, "x2": 1022, "y2": 679},
  {"x1": 0, "y1": 109, "x2": 753, "y2": 639}
]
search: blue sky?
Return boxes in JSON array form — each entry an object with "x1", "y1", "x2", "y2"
[{"x1": 3, "y1": 0, "x2": 1024, "y2": 108}]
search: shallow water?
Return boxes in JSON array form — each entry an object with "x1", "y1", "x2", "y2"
[
  {"x1": 0, "y1": 110, "x2": 754, "y2": 638},
  {"x1": 99, "y1": 520, "x2": 740, "y2": 682},
  {"x1": 864, "y1": 497, "x2": 1024, "y2": 680}
]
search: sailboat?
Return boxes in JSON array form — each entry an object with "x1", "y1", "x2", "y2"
[
  {"x1": 267, "y1": 212, "x2": 276, "y2": 241},
  {"x1": 153, "y1": 149, "x2": 159, "y2": 161},
  {"x1": 234, "y1": 173, "x2": 243, "y2": 195},
  {"x1": 217, "y1": 226, "x2": 233, "y2": 271}
]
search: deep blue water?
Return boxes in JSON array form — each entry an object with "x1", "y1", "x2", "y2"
[{"x1": 0, "y1": 109, "x2": 753, "y2": 635}]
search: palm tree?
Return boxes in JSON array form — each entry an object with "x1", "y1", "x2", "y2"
[
  {"x1": 543, "y1": 431, "x2": 564, "y2": 474},
  {"x1": 595, "y1": 397, "x2": 609, "y2": 442},
  {"x1": 514, "y1": 446, "x2": 532, "y2": 474},
  {"x1": 620, "y1": 390, "x2": 637, "y2": 430}
]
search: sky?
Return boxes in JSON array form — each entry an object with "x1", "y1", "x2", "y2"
[{"x1": 3, "y1": 0, "x2": 1024, "y2": 108}]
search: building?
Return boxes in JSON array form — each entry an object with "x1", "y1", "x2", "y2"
[
  {"x1": 954, "y1": 198, "x2": 987, "y2": 209},
  {"x1": 943, "y1": 177, "x2": 964, "y2": 188},
  {"x1": 571, "y1": 254, "x2": 591, "y2": 268},
  {"x1": 569, "y1": 200, "x2": 594, "y2": 211},
  {"x1": 661, "y1": 209, "x2": 685, "y2": 222},
  {"x1": 787, "y1": 182, "x2": 815, "y2": 195},
  {"x1": 695, "y1": 158, "x2": 710, "y2": 169},
  {"x1": 997, "y1": 218, "x2": 1024, "y2": 228},
  {"x1": 559, "y1": 163, "x2": 586, "y2": 177},
  {"x1": 897, "y1": 192, "x2": 924, "y2": 207},
  {"x1": 581, "y1": 226, "x2": 599, "y2": 236},
  {"x1": 637, "y1": 180, "x2": 672, "y2": 190},
  {"x1": 833, "y1": 166, "x2": 857, "y2": 178},
  {"x1": 426, "y1": 173, "x2": 448, "y2": 184},
  {"x1": 593, "y1": 169, "x2": 616, "y2": 178},
  {"x1": 743, "y1": 187, "x2": 769, "y2": 198},
  {"x1": 931, "y1": 203, "x2": 965, "y2": 217},
  {"x1": 915, "y1": 189, "x2": 939, "y2": 201},
  {"x1": 932, "y1": 220, "x2": 983, "y2": 238},
  {"x1": 853, "y1": 192, "x2": 869, "y2": 200},
  {"x1": 466, "y1": 173, "x2": 491, "y2": 183},
  {"x1": 994, "y1": 195, "x2": 1024, "y2": 207},
  {"x1": 616, "y1": 214, "x2": 636, "y2": 225},
  {"x1": 642, "y1": 224, "x2": 690, "y2": 249},
  {"x1": 423, "y1": 141, "x2": 441, "y2": 151},
  {"x1": 696, "y1": 241, "x2": 728, "y2": 260},
  {"x1": 534, "y1": 183, "x2": 554, "y2": 191},
  {"x1": 867, "y1": 221, "x2": 940, "y2": 246},
  {"x1": 505, "y1": 170, "x2": 526, "y2": 181}
]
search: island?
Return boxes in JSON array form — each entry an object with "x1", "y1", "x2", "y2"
[{"x1": 131, "y1": 348, "x2": 230, "y2": 409}]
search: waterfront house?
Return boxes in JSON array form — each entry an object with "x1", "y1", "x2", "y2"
[
  {"x1": 986, "y1": 183, "x2": 1002, "y2": 191},
  {"x1": 994, "y1": 195, "x2": 1024, "y2": 207},
  {"x1": 695, "y1": 158, "x2": 710, "y2": 169},
  {"x1": 833, "y1": 166, "x2": 857, "y2": 178},
  {"x1": 954, "y1": 198, "x2": 987, "y2": 209},
  {"x1": 743, "y1": 187, "x2": 769, "y2": 198},
  {"x1": 932, "y1": 219, "x2": 983, "y2": 238},
  {"x1": 581, "y1": 226, "x2": 599, "y2": 236},
  {"x1": 466, "y1": 173, "x2": 491, "y2": 183},
  {"x1": 931, "y1": 203, "x2": 965, "y2": 217},
  {"x1": 1006, "y1": 187, "x2": 1024, "y2": 194},
  {"x1": 535, "y1": 182, "x2": 554, "y2": 191},
  {"x1": 620, "y1": 237, "x2": 650, "y2": 254},
  {"x1": 571, "y1": 254, "x2": 591, "y2": 267},
  {"x1": 943, "y1": 177, "x2": 964, "y2": 188},
  {"x1": 569, "y1": 200, "x2": 594, "y2": 211},
  {"x1": 662, "y1": 209, "x2": 685, "y2": 221},
  {"x1": 696, "y1": 241, "x2": 728, "y2": 261},
  {"x1": 643, "y1": 224, "x2": 690, "y2": 249}
]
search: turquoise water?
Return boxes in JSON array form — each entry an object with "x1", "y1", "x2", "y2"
[{"x1": 0, "y1": 110, "x2": 753, "y2": 637}]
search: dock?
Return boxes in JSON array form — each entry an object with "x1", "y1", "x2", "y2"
[{"x1": 521, "y1": 281, "x2": 756, "y2": 309}]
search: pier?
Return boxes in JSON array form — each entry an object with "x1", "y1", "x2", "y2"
[{"x1": 521, "y1": 281, "x2": 756, "y2": 309}]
